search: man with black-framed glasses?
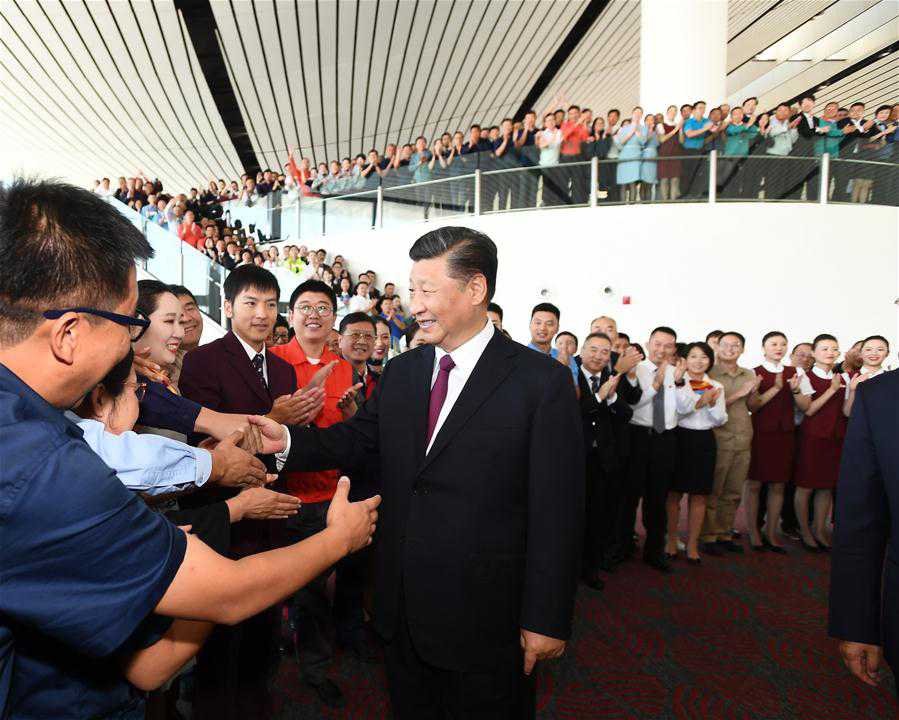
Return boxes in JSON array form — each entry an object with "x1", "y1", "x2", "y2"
[
  {"x1": 269, "y1": 278, "x2": 358, "y2": 708},
  {"x1": 0, "y1": 179, "x2": 378, "y2": 720}
]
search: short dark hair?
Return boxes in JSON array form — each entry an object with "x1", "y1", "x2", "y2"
[
  {"x1": 800, "y1": 94, "x2": 816, "y2": 103},
  {"x1": 409, "y1": 226, "x2": 498, "y2": 302},
  {"x1": 487, "y1": 302, "x2": 503, "y2": 321},
  {"x1": 404, "y1": 320, "x2": 421, "y2": 346},
  {"x1": 618, "y1": 332, "x2": 630, "y2": 343},
  {"x1": 684, "y1": 341, "x2": 715, "y2": 367},
  {"x1": 762, "y1": 331, "x2": 787, "y2": 345},
  {"x1": 650, "y1": 326, "x2": 677, "y2": 341},
  {"x1": 584, "y1": 332, "x2": 611, "y2": 345},
  {"x1": 274, "y1": 314, "x2": 289, "y2": 331},
  {"x1": 875, "y1": 105, "x2": 892, "y2": 115},
  {"x1": 791, "y1": 342, "x2": 812, "y2": 354},
  {"x1": 850, "y1": 101, "x2": 865, "y2": 109},
  {"x1": 812, "y1": 333, "x2": 838, "y2": 349},
  {"x1": 567, "y1": 104, "x2": 580, "y2": 112},
  {"x1": 168, "y1": 285, "x2": 197, "y2": 303},
  {"x1": 0, "y1": 178, "x2": 152, "y2": 345},
  {"x1": 556, "y1": 331, "x2": 578, "y2": 347},
  {"x1": 741, "y1": 96, "x2": 758, "y2": 104},
  {"x1": 720, "y1": 330, "x2": 745, "y2": 346},
  {"x1": 705, "y1": 330, "x2": 724, "y2": 342},
  {"x1": 224, "y1": 265, "x2": 280, "y2": 303},
  {"x1": 136, "y1": 279, "x2": 177, "y2": 319},
  {"x1": 531, "y1": 302, "x2": 560, "y2": 320},
  {"x1": 289, "y1": 279, "x2": 337, "y2": 312},
  {"x1": 339, "y1": 312, "x2": 377, "y2": 334},
  {"x1": 608, "y1": 108, "x2": 620, "y2": 116}
]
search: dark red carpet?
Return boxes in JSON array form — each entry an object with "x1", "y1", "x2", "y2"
[{"x1": 272, "y1": 534, "x2": 897, "y2": 719}]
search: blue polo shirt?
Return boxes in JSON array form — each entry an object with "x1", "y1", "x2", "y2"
[
  {"x1": 526, "y1": 343, "x2": 579, "y2": 383},
  {"x1": 0, "y1": 363, "x2": 187, "y2": 719},
  {"x1": 682, "y1": 116, "x2": 709, "y2": 150}
]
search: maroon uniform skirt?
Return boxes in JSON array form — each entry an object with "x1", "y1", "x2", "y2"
[
  {"x1": 794, "y1": 434, "x2": 842, "y2": 489},
  {"x1": 749, "y1": 430, "x2": 794, "y2": 484}
]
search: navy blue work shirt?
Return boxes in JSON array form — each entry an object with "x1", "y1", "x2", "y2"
[{"x1": 0, "y1": 364, "x2": 187, "y2": 719}]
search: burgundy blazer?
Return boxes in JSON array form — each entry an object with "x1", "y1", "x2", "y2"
[{"x1": 179, "y1": 331, "x2": 297, "y2": 556}]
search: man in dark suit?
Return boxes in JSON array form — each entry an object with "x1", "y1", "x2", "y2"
[
  {"x1": 577, "y1": 332, "x2": 635, "y2": 590},
  {"x1": 790, "y1": 95, "x2": 820, "y2": 200},
  {"x1": 179, "y1": 265, "x2": 306, "y2": 720},
  {"x1": 279, "y1": 226, "x2": 584, "y2": 718},
  {"x1": 829, "y1": 369, "x2": 899, "y2": 691}
]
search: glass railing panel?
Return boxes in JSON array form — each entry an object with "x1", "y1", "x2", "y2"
[
  {"x1": 381, "y1": 174, "x2": 475, "y2": 230},
  {"x1": 299, "y1": 196, "x2": 326, "y2": 240},
  {"x1": 144, "y1": 220, "x2": 183, "y2": 284},
  {"x1": 182, "y1": 244, "x2": 225, "y2": 326},
  {"x1": 322, "y1": 189, "x2": 378, "y2": 236},
  {"x1": 828, "y1": 158, "x2": 898, "y2": 206},
  {"x1": 714, "y1": 154, "x2": 821, "y2": 202}
]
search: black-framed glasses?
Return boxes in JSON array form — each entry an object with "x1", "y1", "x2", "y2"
[{"x1": 42, "y1": 307, "x2": 151, "y2": 341}]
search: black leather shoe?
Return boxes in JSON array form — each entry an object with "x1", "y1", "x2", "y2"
[
  {"x1": 582, "y1": 570, "x2": 605, "y2": 590},
  {"x1": 718, "y1": 539, "x2": 744, "y2": 554},
  {"x1": 751, "y1": 543, "x2": 766, "y2": 552},
  {"x1": 801, "y1": 539, "x2": 822, "y2": 553},
  {"x1": 307, "y1": 679, "x2": 345, "y2": 709},
  {"x1": 644, "y1": 556, "x2": 673, "y2": 574},
  {"x1": 686, "y1": 556, "x2": 702, "y2": 566},
  {"x1": 701, "y1": 541, "x2": 725, "y2": 557}
]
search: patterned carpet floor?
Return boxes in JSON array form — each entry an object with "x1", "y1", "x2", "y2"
[{"x1": 271, "y1": 531, "x2": 897, "y2": 719}]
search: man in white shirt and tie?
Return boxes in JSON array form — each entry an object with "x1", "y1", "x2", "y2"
[{"x1": 619, "y1": 326, "x2": 687, "y2": 574}]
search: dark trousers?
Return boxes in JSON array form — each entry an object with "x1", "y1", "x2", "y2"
[
  {"x1": 193, "y1": 609, "x2": 279, "y2": 720},
  {"x1": 283, "y1": 500, "x2": 333, "y2": 684},
  {"x1": 681, "y1": 156, "x2": 706, "y2": 198},
  {"x1": 514, "y1": 167, "x2": 539, "y2": 209},
  {"x1": 583, "y1": 452, "x2": 619, "y2": 569},
  {"x1": 623, "y1": 428, "x2": 678, "y2": 561},
  {"x1": 334, "y1": 543, "x2": 371, "y2": 645},
  {"x1": 540, "y1": 165, "x2": 567, "y2": 206},
  {"x1": 561, "y1": 155, "x2": 588, "y2": 204},
  {"x1": 385, "y1": 598, "x2": 536, "y2": 720}
]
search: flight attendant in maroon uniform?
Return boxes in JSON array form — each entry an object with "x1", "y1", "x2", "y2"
[
  {"x1": 746, "y1": 331, "x2": 810, "y2": 552},
  {"x1": 793, "y1": 334, "x2": 850, "y2": 553}
]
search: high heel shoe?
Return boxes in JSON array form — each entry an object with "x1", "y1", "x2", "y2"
[
  {"x1": 801, "y1": 539, "x2": 822, "y2": 553},
  {"x1": 761, "y1": 537, "x2": 787, "y2": 554}
]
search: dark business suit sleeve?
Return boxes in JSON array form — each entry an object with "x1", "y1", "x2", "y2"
[
  {"x1": 828, "y1": 384, "x2": 888, "y2": 645},
  {"x1": 521, "y1": 363, "x2": 585, "y2": 640},
  {"x1": 284, "y1": 359, "x2": 384, "y2": 473},
  {"x1": 616, "y1": 373, "x2": 641, "y2": 405}
]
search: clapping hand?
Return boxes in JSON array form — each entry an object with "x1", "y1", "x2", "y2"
[
  {"x1": 268, "y1": 386, "x2": 326, "y2": 425},
  {"x1": 613, "y1": 346, "x2": 641, "y2": 376},
  {"x1": 830, "y1": 374, "x2": 844, "y2": 392},
  {"x1": 672, "y1": 356, "x2": 687, "y2": 383},
  {"x1": 337, "y1": 383, "x2": 364, "y2": 419},
  {"x1": 521, "y1": 629, "x2": 566, "y2": 676},
  {"x1": 787, "y1": 374, "x2": 802, "y2": 393},
  {"x1": 598, "y1": 373, "x2": 620, "y2": 401},
  {"x1": 653, "y1": 358, "x2": 669, "y2": 391}
]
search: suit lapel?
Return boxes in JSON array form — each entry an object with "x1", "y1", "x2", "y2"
[
  {"x1": 419, "y1": 333, "x2": 517, "y2": 472},
  {"x1": 223, "y1": 332, "x2": 272, "y2": 406},
  {"x1": 410, "y1": 345, "x2": 435, "y2": 464}
]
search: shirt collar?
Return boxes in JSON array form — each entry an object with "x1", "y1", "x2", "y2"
[
  {"x1": 861, "y1": 366, "x2": 884, "y2": 377},
  {"x1": 762, "y1": 360, "x2": 784, "y2": 373},
  {"x1": 234, "y1": 332, "x2": 266, "y2": 363},
  {"x1": 435, "y1": 319, "x2": 494, "y2": 373},
  {"x1": 812, "y1": 365, "x2": 834, "y2": 379},
  {"x1": 580, "y1": 364, "x2": 606, "y2": 383},
  {"x1": 0, "y1": 363, "x2": 83, "y2": 438}
]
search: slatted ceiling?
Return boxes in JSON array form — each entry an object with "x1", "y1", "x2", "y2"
[
  {"x1": 727, "y1": 0, "x2": 835, "y2": 71},
  {"x1": 534, "y1": 0, "x2": 639, "y2": 121},
  {"x1": 814, "y1": 50, "x2": 899, "y2": 109},
  {"x1": 377, "y1": 0, "x2": 421, "y2": 149},
  {"x1": 728, "y1": 0, "x2": 781, "y2": 39}
]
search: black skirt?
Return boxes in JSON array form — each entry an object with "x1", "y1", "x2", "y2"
[{"x1": 672, "y1": 427, "x2": 717, "y2": 495}]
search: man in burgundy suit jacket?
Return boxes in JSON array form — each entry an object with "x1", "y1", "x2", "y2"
[{"x1": 179, "y1": 266, "x2": 298, "y2": 720}]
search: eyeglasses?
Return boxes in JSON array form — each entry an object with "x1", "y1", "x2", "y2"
[
  {"x1": 294, "y1": 304, "x2": 334, "y2": 317},
  {"x1": 343, "y1": 331, "x2": 375, "y2": 342},
  {"x1": 124, "y1": 380, "x2": 148, "y2": 402},
  {"x1": 42, "y1": 307, "x2": 151, "y2": 341}
]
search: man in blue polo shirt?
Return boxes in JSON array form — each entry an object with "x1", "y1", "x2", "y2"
[
  {"x1": 527, "y1": 302, "x2": 579, "y2": 384},
  {"x1": 0, "y1": 179, "x2": 380, "y2": 719}
]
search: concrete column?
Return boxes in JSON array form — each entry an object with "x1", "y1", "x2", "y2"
[{"x1": 640, "y1": 0, "x2": 727, "y2": 114}]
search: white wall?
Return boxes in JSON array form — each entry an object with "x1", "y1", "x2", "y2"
[{"x1": 286, "y1": 202, "x2": 899, "y2": 368}]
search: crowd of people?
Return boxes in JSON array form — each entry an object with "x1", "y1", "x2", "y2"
[
  {"x1": 94, "y1": 96, "x2": 899, "y2": 222},
  {"x1": 1, "y1": 177, "x2": 894, "y2": 720}
]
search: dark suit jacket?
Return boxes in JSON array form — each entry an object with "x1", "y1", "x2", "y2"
[
  {"x1": 575, "y1": 351, "x2": 641, "y2": 460},
  {"x1": 829, "y1": 370, "x2": 899, "y2": 668},
  {"x1": 285, "y1": 329, "x2": 584, "y2": 671},
  {"x1": 576, "y1": 366, "x2": 633, "y2": 472},
  {"x1": 179, "y1": 331, "x2": 297, "y2": 555}
]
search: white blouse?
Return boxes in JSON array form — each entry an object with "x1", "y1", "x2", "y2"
[{"x1": 676, "y1": 375, "x2": 728, "y2": 430}]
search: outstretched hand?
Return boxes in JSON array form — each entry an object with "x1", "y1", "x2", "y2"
[{"x1": 520, "y1": 629, "x2": 566, "y2": 676}]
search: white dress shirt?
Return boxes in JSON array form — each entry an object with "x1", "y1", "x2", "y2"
[
  {"x1": 348, "y1": 295, "x2": 371, "y2": 314},
  {"x1": 579, "y1": 365, "x2": 617, "y2": 405},
  {"x1": 627, "y1": 359, "x2": 679, "y2": 430},
  {"x1": 428, "y1": 319, "x2": 495, "y2": 454},
  {"x1": 676, "y1": 375, "x2": 727, "y2": 430},
  {"x1": 860, "y1": 366, "x2": 886, "y2": 379},
  {"x1": 235, "y1": 332, "x2": 268, "y2": 384}
]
